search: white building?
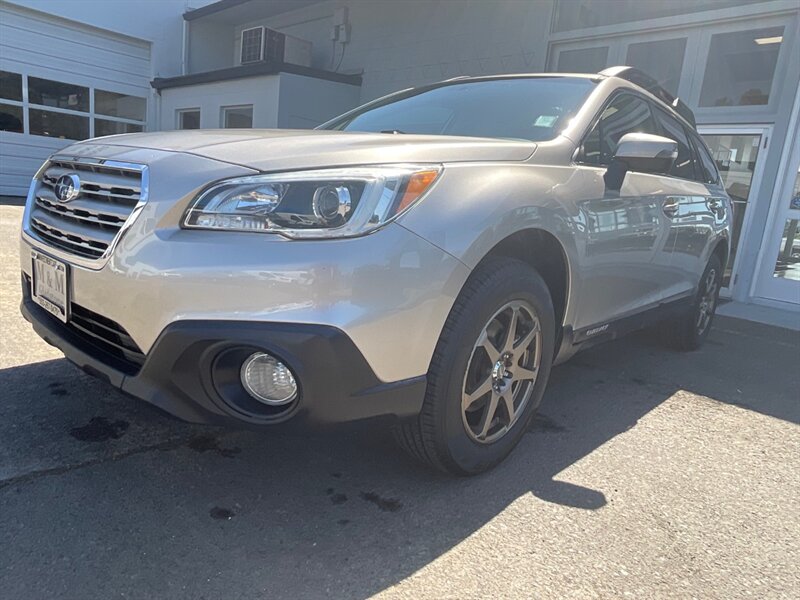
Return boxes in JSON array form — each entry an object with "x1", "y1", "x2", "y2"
[{"x1": 1, "y1": 0, "x2": 799, "y2": 310}]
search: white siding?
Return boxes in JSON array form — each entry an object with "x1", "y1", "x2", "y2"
[
  {"x1": 0, "y1": 2, "x2": 151, "y2": 196},
  {"x1": 276, "y1": 73, "x2": 361, "y2": 128},
  {"x1": 159, "y1": 76, "x2": 282, "y2": 130},
  {"x1": 159, "y1": 73, "x2": 360, "y2": 131}
]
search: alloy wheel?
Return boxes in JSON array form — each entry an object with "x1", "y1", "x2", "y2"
[
  {"x1": 696, "y1": 268, "x2": 718, "y2": 335},
  {"x1": 461, "y1": 300, "x2": 542, "y2": 444}
]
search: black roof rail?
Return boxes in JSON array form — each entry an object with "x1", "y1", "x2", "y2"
[{"x1": 599, "y1": 66, "x2": 696, "y2": 128}]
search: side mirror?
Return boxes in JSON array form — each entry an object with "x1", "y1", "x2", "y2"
[{"x1": 604, "y1": 133, "x2": 678, "y2": 191}]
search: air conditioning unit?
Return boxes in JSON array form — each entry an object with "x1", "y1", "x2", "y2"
[{"x1": 240, "y1": 26, "x2": 312, "y2": 67}]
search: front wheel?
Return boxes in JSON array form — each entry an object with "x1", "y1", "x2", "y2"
[
  {"x1": 663, "y1": 253, "x2": 723, "y2": 351},
  {"x1": 394, "y1": 259, "x2": 555, "y2": 475}
]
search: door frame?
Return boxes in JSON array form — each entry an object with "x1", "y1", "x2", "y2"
[
  {"x1": 751, "y1": 83, "x2": 800, "y2": 305},
  {"x1": 697, "y1": 124, "x2": 772, "y2": 298}
]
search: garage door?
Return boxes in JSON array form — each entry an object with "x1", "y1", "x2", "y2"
[{"x1": 0, "y1": 3, "x2": 151, "y2": 196}]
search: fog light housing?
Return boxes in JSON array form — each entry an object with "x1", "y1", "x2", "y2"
[{"x1": 240, "y1": 352, "x2": 298, "y2": 405}]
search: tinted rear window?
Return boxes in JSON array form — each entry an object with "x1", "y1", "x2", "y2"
[{"x1": 323, "y1": 78, "x2": 597, "y2": 142}]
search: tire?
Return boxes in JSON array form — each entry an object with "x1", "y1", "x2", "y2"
[
  {"x1": 394, "y1": 258, "x2": 556, "y2": 475},
  {"x1": 663, "y1": 253, "x2": 723, "y2": 351}
]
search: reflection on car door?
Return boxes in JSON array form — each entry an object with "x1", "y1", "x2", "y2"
[
  {"x1": 651, "y1": 107, "x2": 718, "y2": 296},
  {"x1": 570, "y1": 92, "x2": 675, "y2": 330}
]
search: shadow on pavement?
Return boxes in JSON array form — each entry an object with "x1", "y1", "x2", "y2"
[{"x1": 0, "y1": 315, "x2": 797, "y2": 598}]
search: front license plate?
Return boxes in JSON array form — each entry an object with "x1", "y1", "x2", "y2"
[{"x1": 31, "y1": 251, "x2": 69, "y2": 322}]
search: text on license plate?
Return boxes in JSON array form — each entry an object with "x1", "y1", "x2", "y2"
[{"x1": 31, "y1": 251, "x2": 69, "y2": 322}]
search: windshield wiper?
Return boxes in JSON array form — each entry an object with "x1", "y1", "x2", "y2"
[{"x1": 379, "y1": 129, "x2": 406, "y2": 134}]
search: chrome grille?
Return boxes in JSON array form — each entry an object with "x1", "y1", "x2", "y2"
[{"x1": 28, "y1": 157, "x2": 146, "y2": 260}]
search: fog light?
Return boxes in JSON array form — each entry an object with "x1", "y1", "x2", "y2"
[{"x1": 240, "y1": 352, "x2": 298, "y2": 405}]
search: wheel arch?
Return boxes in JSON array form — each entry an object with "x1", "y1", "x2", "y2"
[
  {"x1": 475, "y1": 228, "x2": 571, "y2": 342},
  {"x1": 711, "y1": 236, "x2": 729, "y2": 271}
]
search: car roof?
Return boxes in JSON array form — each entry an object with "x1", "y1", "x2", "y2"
[{"x1": 438, "y1": 68, "x2": 696, "y2": 129}]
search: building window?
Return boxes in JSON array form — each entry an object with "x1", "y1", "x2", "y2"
[
  {"x1": 699, "y1": 26, "x2": 784, "y2": 107},
  {"x1": 222, "y1": 105, "x2": 253, "y2": 128},
  {"x1": 625, "y1": 38, "x2": 687, "y2": 97},
  {"x1": 772, "y1": 218, "x2": 800, "y2": 281},
  {"x1": 177, "y1": 109, "x2": 201, "y2": 129},
  {"x1": 556, "y1": 47, "x2": 609, "y2": 74},
  {"x1": 552, "y1": 0, "x2": 773, "y2": 33}
]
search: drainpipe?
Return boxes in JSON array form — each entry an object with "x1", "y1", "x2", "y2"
[{"x1": 181, "y1": 19, "x2": 188, "y2": 75}]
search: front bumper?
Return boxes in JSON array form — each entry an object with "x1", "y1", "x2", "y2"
[{"x1": 21, "y1": 278, "x2": 426, "y2": 426}]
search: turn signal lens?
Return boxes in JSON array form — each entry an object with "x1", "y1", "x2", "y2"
[{"x1": 396, "y1": 169, "x2": 440, "y2": 214}]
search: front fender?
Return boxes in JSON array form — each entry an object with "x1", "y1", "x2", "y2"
[{"x1": 397, "y1": 162, "x2": 582, "y2": 324}]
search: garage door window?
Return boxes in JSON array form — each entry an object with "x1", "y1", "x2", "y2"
[
  {"x1": 95, "y1": 90, "x2": 146, "y2": 121},
  {"x1": 28, "y1": 76, "x2": 89, "y2": 112},
  {"x1": 29, "y1": 108, "x2": 89, "y2": 139},
  {"x1": 1, "y1": 71, "x2": 22, "y2": 101},
  {"x1": 95, "y1": 119, "x2": 143, "y2": 136},
  {"x1": 0, "y1": 104, "x2": 23, "y2": 133},
  {"x1": 3, "y1": 73, "x2": 147, "y2": 140},
  {"x1": 0, "y1": 71, "x2": 23, "y2": 133}
]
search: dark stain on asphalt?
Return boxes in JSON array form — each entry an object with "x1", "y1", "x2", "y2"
[
  {"x1": 187, "y1": 434, "x2": 241, "y2": 458},
  {"x1": 209, "y1": 507, "x2": 235, "y2": 520},
  {"x1": 70, "y1": 417, "x2": 129, "y2": 442},
  {"x1": 529, "y1": 413, "x2": 567, "y2": 433},
  {"x1": 326, "y1": 488, "x2": 348, "y2": 505},
  {"x1": 337, "y1": 519, "x2": 351, "y2": 526},
  {"x1": 359, "y1": 491, "x2": 402, "y2": 512},
  {"x1": 630, "y1": 377, "x2": 647, "y2": 386},
  {"x1": 331, "y1": 472, "x2": 342, "y2": 479},
  {"x1": 330, "y1": 493, "x2": 348, "y2": 505},
  {"x1": 48, "y1": 381, "x2": 68, "y2": 396}
]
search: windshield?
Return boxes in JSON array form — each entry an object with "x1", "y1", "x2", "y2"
[{"x1": 322, "y1": 77, "x2": 597, "y2": 142}]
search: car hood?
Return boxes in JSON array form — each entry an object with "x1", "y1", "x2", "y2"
[{"x1": 77, "y1": 129, "x2": 536, "y2": 171}]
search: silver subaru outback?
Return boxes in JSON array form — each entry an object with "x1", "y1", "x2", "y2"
[{"x1": 20, "y1": 67, "x2": 731, "y2": 474}]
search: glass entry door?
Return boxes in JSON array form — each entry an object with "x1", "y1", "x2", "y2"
[
  {"x1": 699, "y1": 126, "x2": 771, "y2": 295},
  {"x1": 754, "y1": 114, "x2": 800, "y2": 306}
]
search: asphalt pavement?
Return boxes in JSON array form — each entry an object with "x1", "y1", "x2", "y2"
[{"x1": 1, "y1": 203, "x2": 798, "y2": 599}]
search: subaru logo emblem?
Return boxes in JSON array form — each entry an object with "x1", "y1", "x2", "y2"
[{"x1": 54, "y1": 173, "x2": 81, "y2": 202}]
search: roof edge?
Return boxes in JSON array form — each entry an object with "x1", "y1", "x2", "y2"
[
  {"x1": 152, "y1": 61, "x2": 362, "y2": 90},
  {"x1": 183, "y1": 0, "x2": 252, "y2": 21}
]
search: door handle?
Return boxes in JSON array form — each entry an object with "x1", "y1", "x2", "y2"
[{"x1": 662, "y1": 197, "x2": 680, "y2": 218}]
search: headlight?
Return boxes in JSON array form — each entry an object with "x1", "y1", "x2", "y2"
[{"x1": 182, "y1": 164, "x2": 441, "y2": 239}]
